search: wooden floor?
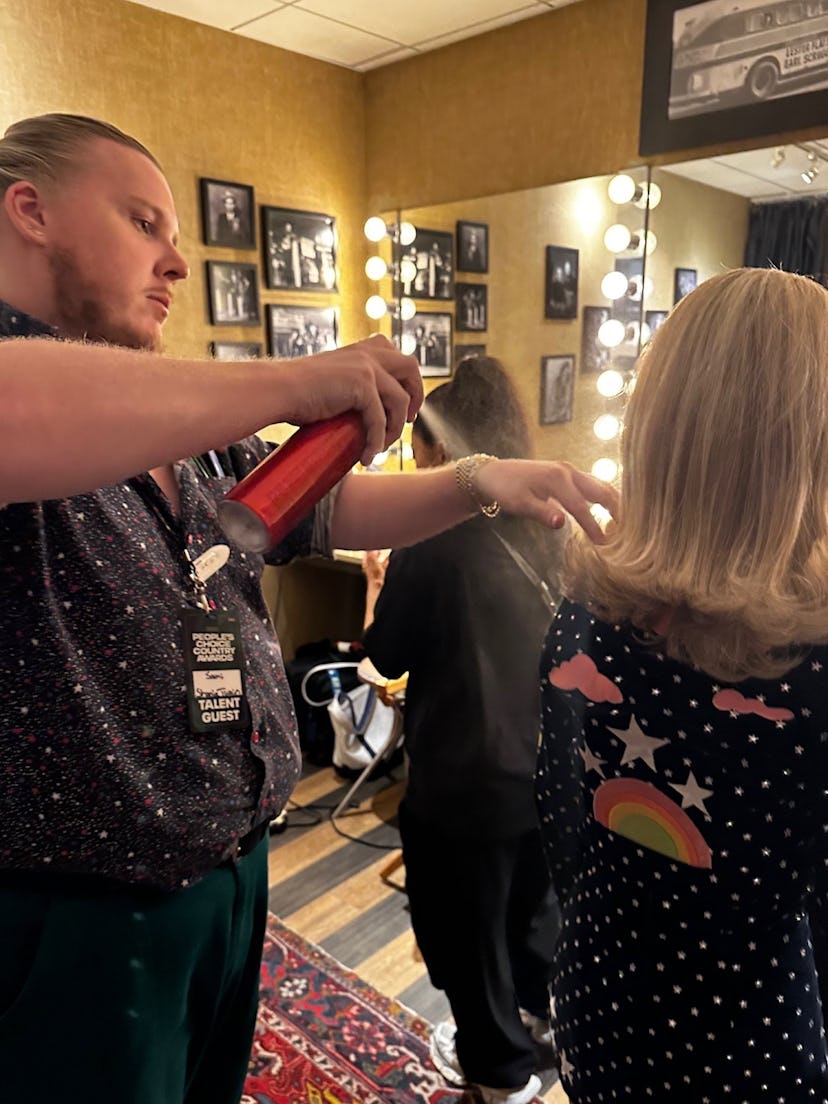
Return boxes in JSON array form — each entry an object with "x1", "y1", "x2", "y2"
[{"x1": 266, "y1": 761, "x2": 567, "y2": 1103}]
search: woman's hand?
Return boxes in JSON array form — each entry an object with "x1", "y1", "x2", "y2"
[{"x1": 474, "y1": 459, "x2": 619, "y2": 544}]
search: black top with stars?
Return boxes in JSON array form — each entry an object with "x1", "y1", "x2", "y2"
[
  {"x1": 536, "y1": 598, "x2": 828, "y2": 1103},
  {"x1": 0, "y1": 302, "x2": 329, "y2": 890}
]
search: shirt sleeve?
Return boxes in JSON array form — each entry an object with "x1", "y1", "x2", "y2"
[{"x1": 363, "y1": 544, "x2": 433, "y2": 679}]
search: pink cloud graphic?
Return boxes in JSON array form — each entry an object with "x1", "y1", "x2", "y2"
[
  {"x1": 548, "y1": 654, "x2": 623, "y2": 703},
  {"x1": 712, "y1": 689, "x2": 794, "y2": 723}
]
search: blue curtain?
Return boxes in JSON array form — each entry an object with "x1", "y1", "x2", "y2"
[{"x1": 744, "y1": 197, "x2": 828, "y2": 285}]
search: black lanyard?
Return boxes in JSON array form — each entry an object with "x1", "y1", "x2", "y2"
[{"x1": 128, "y1": 470, "x2": 210, "y2": 611}]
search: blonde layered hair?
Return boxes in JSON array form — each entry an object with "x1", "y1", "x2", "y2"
[
  {"x1": 0, "y1": 113, "x2": 159, "y2": 193},
  {"x1": 567, "y1": 267, "x2": 828, "y2": 683}
]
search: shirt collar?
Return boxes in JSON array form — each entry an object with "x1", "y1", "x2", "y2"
[{"x1": 0, "y1": 299, "x2": 58, "y2": 339}]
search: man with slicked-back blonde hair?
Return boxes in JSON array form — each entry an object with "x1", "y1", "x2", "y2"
[
  {"x1": 536, "y1": 267, "x2": 828, "y2": 1102},
  {"x1": 0, "y1": 112, "x2": 616, "y2": 1103}
]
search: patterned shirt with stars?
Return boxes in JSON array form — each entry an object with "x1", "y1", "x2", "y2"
[
  {"x1": 1, "y1": 301, "x2": 332, "y2": 890},
  {"x1": 536, "y1": 598, "x2": 828, "y2": 1103}
]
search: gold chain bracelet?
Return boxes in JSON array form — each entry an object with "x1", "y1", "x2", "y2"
[{"x1": 455, "y1": 453, "x2": 501, "y2": 518}]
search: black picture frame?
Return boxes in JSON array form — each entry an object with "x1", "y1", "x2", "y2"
[
  {"x1": 266, "y1": 304, "x2": 338, "y2": 358},
  {"x1": 545, "y1": 246, "x2": 579, "y2": 320},
  {"x1": 640, "y1": 0, "x2": 828, "y2": 157},
  {"x1": 403, "y1": 312, "x2": 452, "y2": 377},
  {"x1": 206, "y1": 261, "x2": 260, "y2": 326},
  {"x1": 261, "y1": 206, "x2": 337, "y2": 292},
  {"x1": 644, "y1": 309, "x2": 669, "y2": 338},
  {"x1": 209, "y1": 341, "x2": 263, "y2": 361},
  {"x1": 455, "y1": 343, "x2": 487, "y2": 364},
  {"x1": 455, "y1": 282, "x2": 488, "y2": 332},
  {"x1": 673, "y1": 267, "x2": 698, "y2": 304},
  {"x1": 399, "y1": 229, "x2": 454, "y2": 300},
  {"x1": 540, "y1": 355, "x2": 576, "y2": 426},
  {"x1": 199, "y1": 178, "x2": 255, "y2": 249},
  {"x1": 456, "y1": 220, "x2": 489, "y2": 273},
  {"x1": 581, "y1": 306, "x2": 613, "y2": 374}
]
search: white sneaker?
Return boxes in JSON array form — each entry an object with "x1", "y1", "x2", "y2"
[
  {"x1": 519, "y1": 1009, "x2": 555, "y2": 1049},
  {"x1": 470, "y1": 1073, "x2": 543, "y2": 1104},
  {"x1": 429, "y1": 1020, "x2": 465, "y2": 1086}
]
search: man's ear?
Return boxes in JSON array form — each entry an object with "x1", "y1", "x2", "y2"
[
  {"x1": 4, "y1": 180, "x2": 48, "y2": 245},
  {"x1": 434, "y1": 442, "x2": 450, "y2": 467}
]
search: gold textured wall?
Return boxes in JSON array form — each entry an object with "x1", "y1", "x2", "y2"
[
  {"x1": 364, "y1": 0, "x2": 648, "y2": 211},
  {"x1": 0, "y1": 0, "x2": 371, "y2": 362}
]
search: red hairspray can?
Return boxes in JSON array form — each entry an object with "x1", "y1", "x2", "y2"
[{"x1": 217, "y1": 411, "x2": 365, "y2": 553}]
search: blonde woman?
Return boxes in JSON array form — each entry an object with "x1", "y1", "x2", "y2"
[{"x1": 536, "y1": 267, "x2": 828, "y2": 1102}]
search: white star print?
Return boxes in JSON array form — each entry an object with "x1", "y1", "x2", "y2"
[
  {"x1": 670, "y1": 771, "x2": 714, "y2": 816},
  {"x1": 608, "y1": 715, "x2": 670, "y2": 770},
  {"x1": 579, "y1": 742, "x2": 606, "y2": 778},
  {"x1": 559, "y1": 1050, "x2": 575, "y2": 1080}
]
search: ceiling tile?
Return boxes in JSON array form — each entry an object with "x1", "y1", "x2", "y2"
[
  {"x1": 235, "y1": 5, "x2": 398, "y2": 65},
  {"x1": 355, "y1": 46, "x2": 419, "y2": 72},
  {"x1": 413, "y1": 4, "x2": 547, "y2": 50},
  {"x1": 128, "y1": 0, "x2": 283, "y2": 31},
  {"x1": 294, "y1": 0, "x2": 540, "y2": 46}
]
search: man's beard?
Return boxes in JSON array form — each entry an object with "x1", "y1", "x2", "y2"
[{"x1": 47, "y1": 247, "x2": 161, "y2": 352}]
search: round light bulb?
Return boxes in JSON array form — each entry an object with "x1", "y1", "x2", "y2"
[
  {"x1": 365, "y1": 294, "x2": 388, "y2": 320},
  {"x1": 601, "y1": 271, "x2": 629, "y2": 300},
  {"x1": 597, "y1": 318, "x2": 626, "y2": 348},
  {"x1": 594, "y1": 413, "x2": 621, "y2": 441},
  {"x1": 401, "y1": 333, "x2": 417, "y2": 356},
  {"x1": 596, "y1": 369, "x2": 625, "y2": 397},
  {"x1": 400, "y1": 297, "x2": 416, "y2": 321},
  {"x1": 364, "y1": 255, "x2": 387, "y2": 281},
  {"x1": 646, "y1": 182, "x2": 662, "y2": 209},
  {"x1": 640, "y1": 322, "x2": 652, "y2": 344},
  {"x1": 592, "y1": 457, "x2": 618, "y2": 482},
  {"x1": 603, "y1": 223, "x2": 632, "y2": 253},
  {"x1": 399, "y1": 221, "x2": 417, "y2": 246},
  {"x1": 372, "y1": 450, "x2": 389, "y2": 467},
  {"x1": 317, "y1": 226, "x2": 335, "y2": 249},
  {"x1": 402, "y1": 443, "x2": 414, "y2": 462},
  {"x1": 400, "y1": 257, "x2": 417, "y2": 284},
  {"x1": 364, "y1": 216, "x2": 387, "y2": 243},
  {"x1": 608, "y1": 174, "x2": 636, "y2": 204}
]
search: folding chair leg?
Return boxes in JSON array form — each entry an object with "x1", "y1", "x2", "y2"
[{"x1": 330, "y1": 717, "x2": 402, "y2": 821}]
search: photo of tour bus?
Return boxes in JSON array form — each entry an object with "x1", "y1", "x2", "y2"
[{"x1": 669, "y1": 0, "x2": 828, "y2": 118}]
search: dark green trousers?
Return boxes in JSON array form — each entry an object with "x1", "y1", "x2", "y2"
[{"x1": 0, "y1": 838, "x2": 268, "y2": 1104}]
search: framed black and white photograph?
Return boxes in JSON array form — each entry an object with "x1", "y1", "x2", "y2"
[
  {"x1": 455, "y1": 283, "x2": 488, "y2": 332},
  {"x1": 403, "y1": 312, "x2": 452, "y2": 377},
  {"x1": 206, "y1": 261, "x2": 260, "y2": 326},
  {"x1": 644, "y1": 309, "x2": 669, "y2": 338},
  {"x1": 200, "y1": 178, "x2": 255, "y2": 249},
  {"x1": 266, "y1": 304, "x2": 338, "y2": 358},
  {"x1": 540, "y1": 354, "x2": 575, "y2": 426},
  {"x1": 673, "y1": 267, "x2": 698, "y2": 304},
  {"x1": 210, "y1": 340, "x2": 263, "y2": 361},
  {"x1": 455, "y1": 343, "x2": 486, "y2": 363},
  {"x1": 456, "y1": 220, "x2": 489, "y2": 273},
  {"x1": 261, "y1": 206, "x2": 337, "y2": 292},
  {"x1": 545, "y1": 246, "x2": 579, "y2": 320},
  {"x1": 399, "y1": 229, "x2": 453, "y2": 300},
  {"x1": 581, "y1": 306, "x2": 612, "y2": 373},
  {"x1": 640, "y1": 0, "x2": 828, "y2": 156}
]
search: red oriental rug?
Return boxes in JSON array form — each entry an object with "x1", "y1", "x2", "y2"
[{"x1": 243, "y1": 914, "x2": 464, "y2": 1103}]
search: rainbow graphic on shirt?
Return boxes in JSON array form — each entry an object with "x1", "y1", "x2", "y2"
[{"x1": 593, "y1": 778, "x2": 712, "y2": 868}]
